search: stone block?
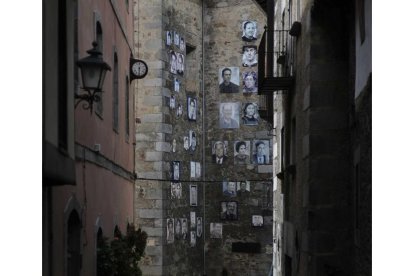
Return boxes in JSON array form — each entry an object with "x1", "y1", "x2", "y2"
[
  {"x1": 145, "y1": 245, "x2": 163, "y2": 256},
  {"x1": 155, "y1": 142, "x2": 171, "y2": 152},
  {"x1": 258, "y1": 165, "x2": 273, "y2": 174},
  {"x1": 145, "y1": 151, "x2": 163, "y2": 161},
  {"x1": 142, "y1": 113, "x2": 163, "y2": 123},
  {"x1": 142, "y1": 226, "x2": 163, "y2": 237},
  {"x1": 138, "y1": 208, "x2": 163, "y2": 219},
  {"x1": 143, "y1": 78, "x2": 163, "y2": 87}
]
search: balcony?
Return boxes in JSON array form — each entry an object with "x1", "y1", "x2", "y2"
[{"x1": 258, "y1": 28, "x2": 295, "y2": 123}]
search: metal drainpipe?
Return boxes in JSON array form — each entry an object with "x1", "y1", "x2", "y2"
[{"x1": 201, "y1": 1, "x2": 206, "y2": 275}]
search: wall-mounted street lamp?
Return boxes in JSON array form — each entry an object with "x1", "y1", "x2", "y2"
[{"x1": 75, "y1": 41, "x2": 111, "y2": 113}]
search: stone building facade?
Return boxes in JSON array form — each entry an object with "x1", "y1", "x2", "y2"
[{"x1": 134, "y1": 0, "x2": 273, "y2": 275}]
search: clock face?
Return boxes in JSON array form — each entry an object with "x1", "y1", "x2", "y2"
[{"x1": 132, "y1": 61, "x2": 147, "y2": 78}]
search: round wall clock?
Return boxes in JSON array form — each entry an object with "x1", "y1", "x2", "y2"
[{"x1": 130, "y1": 59, "x2": 148, "y2": 79}]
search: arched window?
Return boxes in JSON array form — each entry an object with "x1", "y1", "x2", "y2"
[{"x1": 67, "y1": 210, "x2": 81, "y2": 276}]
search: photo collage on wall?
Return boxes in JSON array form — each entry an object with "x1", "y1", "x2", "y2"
[{"x1": 217, "y1": 20, "x2": 260, "y2": 130}]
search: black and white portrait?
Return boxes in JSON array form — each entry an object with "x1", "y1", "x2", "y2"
[
  {"x1": 196, "y1": 217, "x2": 202, "y2": 237},
  {"x1": 190, "y1": 211, "x2": 196, "y2": 228},
  {"x1": 187, "y1": 96, "x2": 197, "y2": 121},
  {"x1": 219, "y1": 102, "x2": 240, "y2": 129},
  {"x1": 252, "y1": 215, "x2": 264, "y2": 227},
  {"x1": 212, "y1": 140, "x2": 228, "y2": 164},
  {"x1": 180, "y1": 36, "x2": 186, "y2": 51},
  {"x1": 190, "y1": 161, "x2": 196, "y2": 179},
  {"x1": 177, "y1": 53, "x2": 184, "y2": 75},
  {"x1": 172, "y1": 161, "x2": 180, "y2": 180},
  {"x1": 252, "y1": 140, "x2": 270, "y2": 164},
  {"x1": 190, "y1": 184, "x2": 197, "y2": 206},
  {"x1": 219, "y1": 67, "x2": 240, "y2": 93},
  {"x1": 174, "y1": 77, "x2": 180, "y2": 92},
  {"x1": 242, "y1": 71, "x2": 258, "y2": 93},
  {"x1": 241, "y1": 102, "x2": 259, "y2": 125},
  {"x1": 195, "y1": 162, "x2": 201, "y2": 178},
  {"x1": 189, "y1": 130, "x2": 196, "y2": 151},
  {"x1": 176, "y1": 103, "x2": 183, "y2": 118},
  {"x1": 210, "y1": 223, "x2": 222, "y2": 239},
  {"x1": 222, "y1": 181, "x2": 236, "y2": 197},
  {"x1": 166, "y1": 218, "x2": 174, "y2": 243},
  {"x1": 242, "y1": 45, "x2": 258, "y2": 67},
  {"x1": 237, "y1": 181, "x2": 250, "y2": 196},
  {"x1": 190, "y1": 231, "x2": 196, "y2": 247},
  {"x1": 181, "y1": 218, "x2": 188, "y2": 239},
  {"x1": 171, "y1": 182, "x2": 182, "y2": 199},
  {"x1": 169, "y1": 50, "x2": 177, "y2": 74},
  {"x1": 172, "y1": 138, "x2": 177, "y2": 153},
  {"x1": 234, "y1": 140, "x2": 250, "y2": 165},
  {"x1": 166, "y1": 30, "x2": 172, "y2": 46},
  {"x1": 183, "y1": 136, "x2": 189, "y2": 151},
  {"x1": 242, "y1": 20, "x2": 258, "y2": 42},
  {"x1": 220, "y1": 201, "x2": 238, "y2": 220},
  {"x1": 169, "y1": 95, "x2": 176, "y2": 109},
  {"x1": 175, "y1": 217, "x2": 182, "y2": 239},
  {"x1": 174, "y1": 31, "x2": 180, "y2": 46}
]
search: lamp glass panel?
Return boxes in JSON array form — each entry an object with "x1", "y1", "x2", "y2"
[{"x1": 81, "y1": 64, "x2": 101, "y2": 90}]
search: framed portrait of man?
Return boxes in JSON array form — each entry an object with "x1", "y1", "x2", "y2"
[
  {"x1": 252, "y1": 140, "x2": 270, "y2": 165},
  {"x1": 212, "y1": 140, "x2": 228, "y2": 164},
  {"x1": 190, "y1": 184, "x2": 198, "y2": 206},
  {"x1": 242, "y1": 45, "x2": 258, "y2": 67},
  {"x1": 220, "y1": 201, "x2": 238, "y2": 220},
  {"x1": 252, "y1": 215, "x2": 264, "y2": 227},
  {"x1": 219, "y1": 102, "x2": 240, "y2": 129},
  {"x1": 222, "y1": 181, "x2": 236, "y2": 197},
  {"x1": 171, "y1": 182, "x2": 182, "y2": 199},
  {"x1": 187, "y1": 96, "x2": 197, "y2": 121},
  {"x1": 177, "y1": 53, "x2": 184, "y2": 75},
  {"x1": 210, "y1": 223, "x2": 222, "y2": 239},
  {"x1": 169, "y1": 50, "x2": 177, "y2": 74},
  {"x1": 219, "y1": 67, "x2": 240, "y2": 93},
  {"x1": 189, "y1": 130, "x2": 196, "y2": 151},
  {"x1": 172, "y1": 161, "x2": 180, "y2": 180},
  {"x1": 237, "y1": 181, "x2": 250, "y2": 196},
  {"x1": 181, "y1": 218, "x2": 188, "y2": 239}
]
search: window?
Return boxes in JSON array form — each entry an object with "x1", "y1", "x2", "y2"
[
  {"x1": 67, "y1": 210, "x2": 81, "y2": 276},
  {"x1": 125, "y1": 76, "x2": 130, "y2": 140},
  {"x1": 113, "y1": 52, "x2": 119, "y2": 132}
]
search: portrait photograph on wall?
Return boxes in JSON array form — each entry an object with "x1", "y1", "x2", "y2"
[
  {"x1": 196, "y1": 217, "x2": 203, "y2": 237},
  {"x1": 176, "y1": 103, "x2": 183, "y2": 118},
  {"x1": 179, "y1": 36, "x2": 186, "y2": 51},
  {"x1": 187, "y1": 96, "x2": 197, "y2": 121},
  {"x1": 241, "y1": 20, "x2": 258, "y2": 42},
  {"x1": 172, "y1": 161, "x2": 180, "y2": 180},
  {"x1": 172, "y1": 138, "x2": 177, "y2": 153},
  {"x1": 171, "y1": 182, "x2": 182, "y2": 199},
  {"x1": 169, "y1": 50, "x2": 177, "y2": 74},
  {"x1": 174, "y1": 77, "x2": 180, "y2": 92},
  {"x1": 183, "y1": 136, "x2": 189, "y2": 151},
  {"x1": 189, "y1": 130, "x2": 196, "y2": 151},
  {"x1": 174, "y1": 31, "x2": 180, "y2": 46},
  {"x1": 212, "y1": 140, "x2": 228, "y2": 164},
  {"x1": 242, "y1": 45, "x2": 258, "y2": 67},
  {"x1": 190, "y1": 231, "x2": 196, "y2": 247},
  {"x1": 175, "y1": 217, "x2": 182, "y2": 239},
  {"x1": 210, "y1": 223, "x2": 222, "y2": 239},
  {"x1": 220, "y1": 201, "x2": 238, "y2": 220},
  {"x1": 177, "y1": 53, "x2": 184, "y2": 75},
  {"x1": 190, "y1": 184, "x2": 198, "y2": 206},
  {"x1": 242, "y1": 71, "x2": 258, "y2": 93},
  {"x1": 190, "y1": 211, "x2": 196, "y2": 228},
  {"x1": 219, "y1": 67, "x2": 240, "y2": 93},
  {"x1": 195, "y1": 162, "x2": 201, "y2": 178},
  {"x1": 166, "y1": 30, "x2": 172, "y2": 46},
  {"x1": 236, "y1": 181, "x2": 250, "y2": 196},
  {"x1": 252, "y1": 215, "x2": 264, "y2": 227},
  {"x1": 234, "y1": 140, "x2": 250, "y2": 165},
  {"x1": 169, "y1": 95, "x2": 176, "y2": 109},
  {"x1": 166, "y1": 218, "x2": 174, "y2": 244},
  {"x1": 219, "y1": 102, "x2": 240, "y2": 129},
  {"x1": 181, "y1": 218, "x2": 188, "y2": 239},
  {"x1": 241, "y1": 102, "x2": 259, "y2": 125},
  {"x1": 252, "y1": 140, "x2": 270, "y2": 165},
  {"x1": 222, "y1": 181, "x2": 237, "y2": 197}
]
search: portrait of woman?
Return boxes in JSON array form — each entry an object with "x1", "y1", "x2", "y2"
[
  {"x1": 242, "y1": 20, "x2": 258, "y2": 42},
  {"x1": 170, "y1": 50, "x2": 177, "y2": 74},
  {"x1": 242, "y1": 45, "x2": 258, "y2": 67},
  {"x1": 242, "y1": 71, "x2": 258, "y2": 93},
  {"x1": 242, "y1": 102, "x2": 259, "y2": 125},
  {"x1": 234, "y1": 140, "x2": 250, "y2": 165}
]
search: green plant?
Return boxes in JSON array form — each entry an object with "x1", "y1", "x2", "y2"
[{"x1": 97, "y1": 224, "x2": 148, "y2": 276}]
